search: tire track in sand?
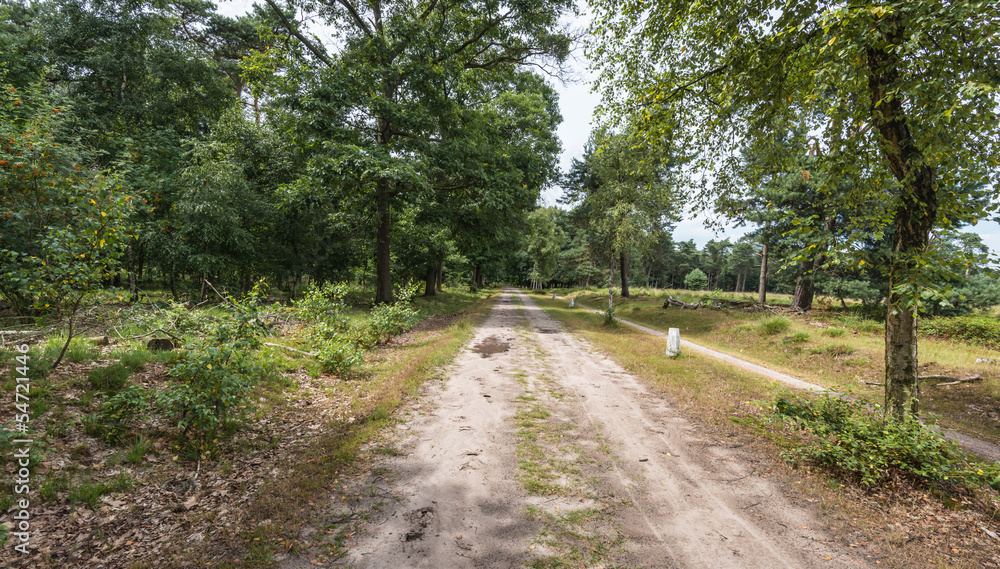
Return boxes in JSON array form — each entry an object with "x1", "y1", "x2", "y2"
[{"x1": 285, "y1": 288, "x2": 863, "y2": 568}]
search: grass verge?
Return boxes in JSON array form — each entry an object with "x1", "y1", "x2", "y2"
[
  {"x1": 542, "y1": 288, "x2": 1000, "y2": 446},
  {"x1": 531, "y1": 291, "x2": 1000, "y2": 569}
]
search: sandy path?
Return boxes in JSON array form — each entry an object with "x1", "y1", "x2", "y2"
[{"x1": 297, "y1": 289, "x2": 862, "y2": 568}]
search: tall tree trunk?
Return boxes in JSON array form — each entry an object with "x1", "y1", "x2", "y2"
[
  {"x1": 436, "y1": 260, "x2": 444, "y2": 292},
  {"x1": 374, "y1": 181, "x2": 393, "y2": 303},
  {"x1": 620, "y1": 249, "x2": 630, "y2": 298},
  {"x1": 607, "y1": 252, "x2": 614, "y2": 320},
  {"x1": 758, "y1": 240, "x2": 768, "y2": 304},
  {"x1": 475, "y1": 263, "x2": 484, "y2": 288},
  {"x1": 791, "y1": 259, "x2": 816, "y2": 311},
  {"x1": 424, "y1": 263, "x2": 436, "y2": 297},
  {"x1": 867, "y1": 19, "x2": 938, "y2": 419}
]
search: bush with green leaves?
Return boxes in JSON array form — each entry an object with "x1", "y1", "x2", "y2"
[
  {"x1": 294, "y1": 282, "x2": 362, "y2": 373},
  {"x1": 158, "y1": 282, "x2": 272, "y2": 443},
  {"x1": 295, "y1": 281, "x2": 421, "y2": 373},
  {"x1": 353, "y1": 281, "x2": 421, "y2": 347},
  {"x1": 683, "y1": 268, "x2": 708, "y2": 291},
  {"x1": 157, "y1": 346, "x2": 261, "y2": 439},
  {"x1": 773, "y1": 395, "x2": 1000, "y2": 491},
  {"x1": 922, "y1": 315, "x2": 1000, "y2": 350},
  {"x1": 99, "y1": 385, "x2": 150, "y2": 445},
  {"x1": 295, "y1": 282, "x2": 351, "y2": 329}
]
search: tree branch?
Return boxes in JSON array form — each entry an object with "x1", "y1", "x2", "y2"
[
  {"x1": 263, "y1": 0, "x2": 334, "y2": 67},
  {"x1": 333, "y1": 0, "x2": 375, "y2": 39}
]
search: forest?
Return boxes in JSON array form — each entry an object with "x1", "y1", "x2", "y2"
[{"x1": 3, "y1": 0, "x2": 1000, "y2": 567}]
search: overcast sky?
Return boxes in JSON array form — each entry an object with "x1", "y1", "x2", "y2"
[{"x1": 213, "y1": 1, "x2": 1000, "y2": 254}]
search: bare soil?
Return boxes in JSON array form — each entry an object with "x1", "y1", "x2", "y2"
[{"x1": 280, "y1": 289, "x2": 870, "y2": 568}]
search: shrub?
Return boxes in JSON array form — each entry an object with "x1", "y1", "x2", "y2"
[
  {"x1": 99, "y1": 385, "x2": 150, "y2": 445},
  {"x1": 158, "y1": 345, "x2": 261, "y2": 440},
  {"x1": 88, "y1": 363, "x2": 131, "y2": 392},
  {"x1": 158, "y1": 282, "x2": 273, "y2": 444},
  {"x1": 298, "y1": 281, "x2": 420, "y2": 373},
  {"x1": 116, "y1": 348, "x2": 152, "y2": 371},
  {"x1": 317, "y1": 341, "x2": 366, "y2": 375},
  {"x1": 364, "y1": 282, "x2": 420, "y2": 345},
  {"x1": 683, "y1": 268, "x2": 708, "y2": 291},
  {"x1": 773, "y1": 395, "x2": 1000, "y2": 490},
  {"x1": 922, "y1": 315, "x2": 1000, "y2": 350},
  {"x1": 757, "y1": 316, "x2": 791, "y2": 336}
]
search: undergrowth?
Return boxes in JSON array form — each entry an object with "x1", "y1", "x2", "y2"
[
  {"x1": 922, "y1": 315, "x2": 1000, "y2": 350},
  {"x1": 772, "y1": 395, "x2": 1000, "y2": 492}
]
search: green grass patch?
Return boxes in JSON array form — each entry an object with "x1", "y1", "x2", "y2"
[
  {"x1": 88, "y1": 363, "x2": 131, "y2": 392},
  {"x1": 116, "y1": 347, "x2": 153, "y2": 371},
  {"x1": 68, "y1": 471, "x2": 134, "y2": 509},
  {"x1": 782, "y1": 331, "x2": 810, "y2": 344},
  {"x1": 757, "y1": 316, "x2": 791, "y2": 336}
]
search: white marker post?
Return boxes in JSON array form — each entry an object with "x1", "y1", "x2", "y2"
[
  {"x1": 569, "y1": 298, "x2": 575, "y2": 308},
  {"x1": 552, "y1": 293, "x2": 556, "y2": 300},
  {"x1": 666, "y1": 328, "x2": 681, "y2": 358}
]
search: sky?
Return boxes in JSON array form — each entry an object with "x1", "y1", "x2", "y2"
[{"x1": 213, "y1": 1, "x2": 1000, "y2": 254}]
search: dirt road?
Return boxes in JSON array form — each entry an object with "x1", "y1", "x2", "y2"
[{"x1": 288, "y1": 289, "x2": 862, "y2": 568}]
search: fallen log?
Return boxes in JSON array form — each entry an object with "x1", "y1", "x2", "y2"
[
  {"x1": 923, "y1": 375, "x2": 982, "y2": 386},
  {"x1": 702, "y1": 297, "x2": 781, "y2": 313},
  {"x1": 919, "y1": 374, "x2": 981, "y2": 382},
  {"x1": 663, "y1": 296, "x2": 700, "y2": 309},
  {"x1": 866, "y1": 375, "x2": 982, "y2": 388}
]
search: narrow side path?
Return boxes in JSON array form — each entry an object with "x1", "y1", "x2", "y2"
[{"x1": 557, "y1": 295, "x2": 1000, "y2": 462}]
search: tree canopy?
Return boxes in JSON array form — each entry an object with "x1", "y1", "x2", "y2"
[{"x1": 589, "y1": 0, "x2": 1000, "y2": 418}]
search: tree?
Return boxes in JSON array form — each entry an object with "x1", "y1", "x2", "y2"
[
  {"x1": 525, "y1": 207, "x2": 566, "y2": 288},
  {"x1": 562, "y1": 130, "x2": 685, "y2": 298},
  {"x1": 0, "y1": 83, "x2": 132, "y2": 366},
  {"x1": 683, "y1": 268, "x2": 708, "y2": 291},
  {"x1": 255, "y1": 0, "x2": 574, "y2": 302},
  {"x1": 590, "y1": 0, "x2": 1000, "y2": 418}
]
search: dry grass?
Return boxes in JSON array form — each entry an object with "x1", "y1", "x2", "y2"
[{"x1": 544, "y1": 288, "x2": 1000, "y2": 445}]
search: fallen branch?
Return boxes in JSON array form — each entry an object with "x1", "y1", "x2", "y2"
[
  {"x1": 919, "y1": 374, "x2": 981, "y2": 383},
  {"x1": 664, "y1": 296, "x2": 701, "y2": 309},
  {"x1": 866, "y1": 375, "x2": 981, "y2": 388},
  {"x1": 926, "y1": 375, "x2": 982, "y2": 387},
  {"x1": 203, "y1": 279, "x2": 234, "y2": 307},
  {"x1": 263, "y1": 342, "x2": 317, "y2": 357}
]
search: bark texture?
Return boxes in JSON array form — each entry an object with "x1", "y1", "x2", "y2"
[
  {"x1": 758, "y1": 241, "x2": 768, "y2": 305},
  {"x1": 867, "y1": 16, "x2": 938, "y2": 418},
  {"x1": 620, "y1": 249, "x2": 630, "y2": 298}
]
